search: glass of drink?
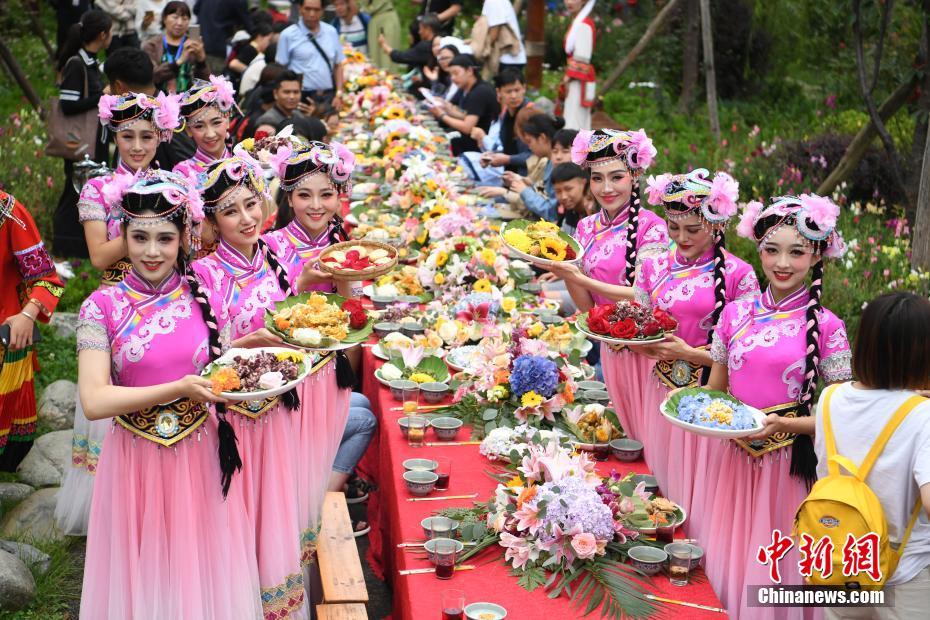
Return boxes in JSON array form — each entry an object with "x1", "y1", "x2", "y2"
[
  {"x1": 592, "y1": 443, "x2": 610, "y2": 461},
  {"x1": 428, "y1": 516, "x2": 453, "y2": 539},
  {"x1": 668, "y1": 544, "x2": 691, "y2": 586},
  {"x1": 441, "y1": 589, "x2": 465, "y2": 620},
  {"x1": 655, "y1": 513, "x2": 676, "y2": 544},
  {"x1": 434, "y1": 538, "x2": 457, "y2": 580},
  {"x1": 402, "y1": 384, "x2": 420, "y2": 414},
  {"x1": 407, "y1": 416, "x2": 427, "y2": 448},
  {"x1": 434, "y1": 456, "x2": 451, "y2": 491}
]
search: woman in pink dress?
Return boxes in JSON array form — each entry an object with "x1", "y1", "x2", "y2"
[
  {"x1": 262, "y1": 140, "x2": 357, "y2": 559},
  {"x1": 173, "y1": 76, "x2": 235, "y2": 180},
  {"x1": 632, "y1": 169, "x2": 759, "y2": 515},
  {"x1": 191, "y1": 153, "x2": 311, "y2": 619},
  {"x1": 701, "y1": 194, "x2": 851, "y2": 619},
  {"x1": 547, "y1": 128, "x2": 669, "y2": 442},
  {"x1": 78, "y1": 169, "x2": 261, "y2": 619},
  {"x1": 56, "y1": 91, "x2": 182, "y2": 537}
]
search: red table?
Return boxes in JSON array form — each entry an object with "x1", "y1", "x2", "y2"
[{"x1": 357, "y1": 345, "x2": 728, "y2": 619}]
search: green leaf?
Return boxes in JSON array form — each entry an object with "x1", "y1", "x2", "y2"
[
  {"x1": 482, "y1": 408, "x2": 500, "y2": 421},
  {"x1": 512, "y1": 565, "x2": 548, "y2": 593},
  {"x1": 484, "y1": 420, "x2": 497, "y2": 434}
]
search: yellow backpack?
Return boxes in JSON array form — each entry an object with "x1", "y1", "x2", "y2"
[{"x1": 793, "y1": 384, "x2": 924, "y2": 588}]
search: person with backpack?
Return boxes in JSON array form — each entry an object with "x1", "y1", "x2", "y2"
[
  {"x1": 51, "y1": 10, "x2": 113, "y2": 258},
  {"x1": 331, "y1": 0, "x2": 370, "y2": 56},
  {"x1": 698, "y1": 194, "x2": 852, "y2": 618},
  {"x1": 803, "y1": 292, "x2": 930, "y2": 618}
]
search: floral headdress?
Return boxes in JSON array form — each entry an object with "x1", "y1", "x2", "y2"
[
  {"x1": 570, "y1": 128, "x2": 656, "y2": 174},
  {"x1": 179, "y1": 76, "x2": 237, "y2": 122},
  {"x1": 101, "y1": 168, "x2": 203, "y2": 225},
  {"x1": 198, "y1": 148, "x2": 269, "y2": 213},
  {"x1": 276, "y1": 140, "x2": 356, "y2": 193},
  {"x1": 645, "y1": 168, "x2": 739, "y2": 226},
  {"x1": 97, "y1": 92, "x2": 182, "y2": 141},
  {"x1": 737, "y1": 194, "x2": 846, "y2": 258}
]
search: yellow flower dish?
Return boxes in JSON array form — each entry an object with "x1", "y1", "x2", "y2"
[
  {"x1": 539, "y1": 237, "x2": 567, "y2": 261},
  {"x1": 408, "y1": 372, "x2": 436, "y2": 384},
  {"x1": 502, "y1": 228, "x2": 533, "y2": 253}
]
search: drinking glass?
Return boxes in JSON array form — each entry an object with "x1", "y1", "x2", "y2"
[
  {"x1": 434, "y1": 538, "x2": 457, "y2": 580},
  {"x1": 434, "y1": 456, "x2": 452, "y2": 491},
  {"x1": 668, "y1": 545, "x2": 691, "y2": 586},
  {"x1": 402, "y1": 384, "x2": 420, "y2": 414},
  {"x1": 407, "y1": 416, "x2": 427, "y2": 448},
  {"x1": 428, "y1": 516, "x2": 454, "y2": 539},
  {"x1": 441, "y1": 589, "x2": 465, "y2": 620}
]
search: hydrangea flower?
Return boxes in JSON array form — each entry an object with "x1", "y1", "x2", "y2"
[{"x1": 509, "y1": 355, "x2": 559, "y2": 398}]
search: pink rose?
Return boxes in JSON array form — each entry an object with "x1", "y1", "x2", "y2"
[{"x1": 570, "y1": 532, "x2": 598, "y2": 560}]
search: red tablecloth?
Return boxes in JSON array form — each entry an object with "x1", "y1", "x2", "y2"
[{"x1": 357, "y1": 345, "x2": 728, "y2": 619}]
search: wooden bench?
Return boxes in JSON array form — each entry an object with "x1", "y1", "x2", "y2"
[
  {"x1": 315, "y1": 603, "x2": 368, "y2": 619},
  {"x1": 317, "y1": 491, "x2": 369, "y2": 604}
]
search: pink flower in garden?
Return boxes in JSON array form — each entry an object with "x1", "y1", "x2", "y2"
[
  {"x1": 46, "y1": 176, "x2": 53, "y2": 188},
  {"x1": 825, "y1": 95, "x2": 837, "y2": 109},
  {"x1": 570, "y1": 533, "x2": 598, "y2": 560}
]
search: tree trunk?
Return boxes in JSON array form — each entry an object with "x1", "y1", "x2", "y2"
[
  {"x1": 815, "y1": 78, "x2": 916, "y2": 197},
  {"x1": 23, "y1": 0, "x2": 54, "y2": 61},
  {"x1": 678, "y1": 0, "x2": 700, "y2": 113},
  {"x1": 912, "y1": 123, "x2": 930, "y2": 269},
  {"x1": 600, "y1": 0, "x2": 682, "y2": 94},
  {"x1": 524, "y1": 0, "x2": 544, "y2": 88},
  {"x1": 699, "y1": 0, "x2": 720, "y2": 142},
  {"x1": 0, "y1": 37, "x2": 43, "y2": 113}
]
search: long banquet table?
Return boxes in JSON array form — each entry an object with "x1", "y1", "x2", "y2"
[{"x1": 356, "y1": 343, "x2": 728, "y2": 620}]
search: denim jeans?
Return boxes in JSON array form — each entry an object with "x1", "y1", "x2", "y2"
[{"x1": 332, "y1": 392, "x2": 378, "y2": 474}]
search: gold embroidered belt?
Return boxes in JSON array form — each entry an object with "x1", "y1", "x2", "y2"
[
  {"x1": 654, "y1": 348, "x2": 708, "y2": 389},
  {"x1": 228, "y1": 396, "x2": 280, "y2": 419},
  {"x1": 732, "y1": 401, "x2": 800, "y2": 458},
  {"x1": 101, "y1": 258, "x2": 132, "y2": 286},
  {"x1": 116, "y1": 398, "x2": 209, "y2": 446}
]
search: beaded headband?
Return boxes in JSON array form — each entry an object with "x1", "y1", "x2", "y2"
[
  {"x1": 646, "y1": 169, "x2": 739, "y2": 226},
  {"x1": 198, "y1": 150, "x2": 269, "y2": 212},
  {"x1": 276, "y1": 140, "x2": 356, "y2": 192},
  {"x1": 180, "y1": 76, "x2": 237, "y2": 122},
  {"x1": 97, "y1": 92, "x2": 182, "y2": 141},
  {"x1": 736, "y1": 194, "x2": 846, "y2": 259},
  {"x1": 101, "y1": 169, "x2": 204, "y2": 226},
  {"x1": 570, "y1": 128, "x2": 656, "y2": 175}
]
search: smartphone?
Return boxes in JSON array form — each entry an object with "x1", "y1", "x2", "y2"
[
  {"x1": 188, "y1": 25, "x2": 201, "y2": 42},
  {"x1": 0, "y1": 323, "x2": 42, "y2": 349}
]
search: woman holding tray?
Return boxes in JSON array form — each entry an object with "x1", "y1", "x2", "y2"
[
  {"x1": 191, "y1": 153, "x2": 322, "y2": 618},
  {"x1": 632, "y1": 169, "x2": 759, "y2": 513},
  {"x1": 545, "y1": 128, "x2": 669, "y2": 442},
  {"x1": 700, "y1": 194, "x2": 851, "y2": 618},
  {"x1": 78, "y1": 169, "x2": 261, "y2": 619},
  {"x1": 262, "y1": 140, "x2": 373, "y2": 542}
]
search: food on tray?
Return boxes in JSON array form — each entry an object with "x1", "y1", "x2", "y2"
[
  {"x1": 271, "y1": 294, "x2": 368, "y2": 346},
  {"x1": 372, "y1": 265, "x2": 425, "y2": 296},
  {"x1": 381, "y1": 331, "x2": 444, "y2": 356},
  {"x1": 207, "y1": 350, "x2": 303, "y2": 394},
  {"x1": 675, "y1": 392, "x2": 758, "y2": 431},
  {"x1": 321, "y1": 244, "x2": 395, "y2": 271},
  {"x1": 502, "y1": 220, "x2": 579, "y2": 262},
  {"x1": 378, "y1": 355, "x2": 449, "y2": 383},
  {"x1": 564, "y1": 403, "x2": 622, "y2": 443},
  {"x1": 581, "y1": 301, "x2": 678, "y2": 341}
]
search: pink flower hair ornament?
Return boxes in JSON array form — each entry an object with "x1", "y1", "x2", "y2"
[
  {"x1": 704, "y1": 171, "x2": 740, "y2": 223},
  {"x1": 645, "y1": 173, "x2": 673, "y2": 206},
  {"x1": 154, "y1": 92, "x2": 182, "y2": 132},
  {"x1": 736, "y1": 200, "x2": 765, "y2": 240},
  {"x1": 207, "y1": 75, "x2": 236, "y2": 111},
  {"x1": 97, "y1": 94, "x2": 118, "y2": 124},
  {"x1": 100, "y1": 170, "x2": 140, "y2": 209},
  {"x1": 571, "y1": 128, "x2": 657, "y2": 173},
  {"x1": 738, "y1": 194, "x2": 846, "y2": 259},
  {"x1": 570, "y1": 129, "x2": 594, "y2": 165}
]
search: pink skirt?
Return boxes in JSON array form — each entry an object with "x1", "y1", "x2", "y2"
[
  {"x1": 699, "y1": 442, "x2": 817, "y2": 620},
  {"x1": 600, "y1": 343, "x2": 656, "y2": 445},
  {"x1": 294, "y1": 359, "x2": 351, "y2": 565},
  {"x1": 232, "y1": 405, "x2": 308, "y2": 620},
  {"x1": 81, "y1": 420, "x2": 262, "y2": 620},
  {"x1": 638, "y1": 376, "x2": 701, "y2": 514}
]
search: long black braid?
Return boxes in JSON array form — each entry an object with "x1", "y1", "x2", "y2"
[
  {"x1": 622, "y1": 181, "x2": 643, "y2": 286},
  {"x1": 700, "y1": 229, "x2": 728, "y2": 386},
  {"x1": 257, "y1": 237, "x2": 303, "y2": 410},
  {"x1": 792, "y1": 257, "x2": 824, "y2": 487}
]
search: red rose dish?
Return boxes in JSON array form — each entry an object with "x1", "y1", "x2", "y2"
[{"x1": 577, "y1": 300, "x2": 678, "y2": 345}]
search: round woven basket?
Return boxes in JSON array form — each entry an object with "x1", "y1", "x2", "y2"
[{"x1": 318, "y1": 240, "x2": 399, "y2": 281}]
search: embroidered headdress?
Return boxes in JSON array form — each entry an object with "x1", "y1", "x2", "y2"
[
  {"x1": 276, "y1": 140, "x2": 356, "y2": 193},
  {"x1": 198, "y1": 148, "x2": 269, "y2": 213},
  {"x1": 570, "y1": 128, "x2": 656, "y2": 173},
  {"x1": 179, "y1": 75, "x2": 237, "y2": 122},
  {"x1": 646, "y1": 168, "x2": 739, "y2": 226},
  {"x1": 97, "y1": 91, "x2": 182, "y2": 141},
  {"x1": 737, "y1": 194, "x2": 845, "y2": 258}
]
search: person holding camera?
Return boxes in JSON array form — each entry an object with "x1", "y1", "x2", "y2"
[{"x1": 142, "y1": 1, "x2": 209, "y2": 93}]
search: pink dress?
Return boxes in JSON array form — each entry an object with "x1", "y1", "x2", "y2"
[
  {"x1": 632, "y1": 247, "x2": 759, "y2": 514},
  {"x1": 701, "y1": 286, "x2": 852, "y2": 619},
  {"x1": 77, "y1": 161, "x2": 138, "y2": 284},
  {"x1": 573, "y1": 205, "x2": 669, "y2": 442},
  {"x1": 78, "y1": 269, "x2": 262, "y2": 619},
  {"x1": 263, "y1": 221, "x2": 352, "y2": 564},
  {"x1": 172, "y1": 147, "x2": 230, "y2": 180},
  {"x1": 192, "y1": 240, "x2": 308, "y2": 619}
]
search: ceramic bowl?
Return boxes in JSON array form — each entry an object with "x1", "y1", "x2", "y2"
[
  {"x1": 373, "y1": 322, "x2": 402, "y2": 338},
  {"x1": 419, "y1": 382, "x2": 450, "y2": 404},
  {"x1": 370, "y1": 295, "x2": 397, "y2": 309},
  {"x1": 389, "y1": 379, "x2": 418, "y2": 402},
  {"x1": 540, "y1": 314, "x2": 564, "y2": 325},
  {"x1": 610, "y1": 438, "x2": 644, "y2": 462},
  {"x1": 400, "y1": 322, "x2": 426, "y2": 338},
  {"x1": 423, "y1": 537, "x2": 464, "y2": 561},
  {"x1": 576, "y1": 380, "x2": 607, "y2": 391},
  {"x1": 583, "y1": 389, "x2": 611, "y2": 404},
  {"x1": 397, "y1": 295, "x2": 423, "y2": 304},
  {"x1": 420, "y1": 516, "x2": 460, "y2": 539},
  {"x1": 627, "y1": 546, "x2": 668, "y2": 575},
  {"x1": 464, "y1": 602, "x2": 507, "y2": 620},
  {"x1": 403, "y1": 458, "x2": 437, "y2": 472},
  {"x1": 630, "y1": 474, "x2": 660, "y2": 495},
  {"x1": 664, "y1": 542, "x2": 704, "y2": 570},
  {"x1": 430, "y1": 416, "x2": 463, "y2": 441},
  {"x1": 397, "y1": 416, "x2": 412, "y2": 437},
  {"x1": 403, "y1": 470, "x2": 438, "y2": 496},
  {"x1": 519, "y1": 282, "x2": 542, "y2": 294}
]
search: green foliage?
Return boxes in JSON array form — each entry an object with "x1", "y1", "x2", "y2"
[
  {"x1": 513, "y1": 565, "x2": 548, "y2": 592},
  {"x1": 34, "y1": 323, "x2": 77, "y2": 397},
  {"x1": 0, "y1": 536, "x2": 82, "y2": 620}
]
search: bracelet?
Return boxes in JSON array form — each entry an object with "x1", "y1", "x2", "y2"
[
  {"x1": 20, "y1": 309, "x2": 37, "y2": 322},
  {"x1": 28, "y1": 298, "x2": 45, "y2": 314}
]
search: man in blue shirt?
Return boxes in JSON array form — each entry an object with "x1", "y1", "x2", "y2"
[{"x1": 277, "y1": 0, "x2": 346, "y2": 112}]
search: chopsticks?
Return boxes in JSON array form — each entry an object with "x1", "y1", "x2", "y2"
[
  {"x1": 397, "y1": 542, "x2": 478, "y2": 548},
  {"x1": 645, "y1": 595, "x2": 727, "y2": 613},
  {"x1": 407, "y1": 494, "x2": 478, "y2": 502},
  {"x1": 424, "y1": 441, "x2": 481, "y2": 446},
  {"x1": 389, "y1": 404, "x2": 450, "y2": 412},
  {"x1": 398, "y1": 565, "x2": 477, "y2": 576}
]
